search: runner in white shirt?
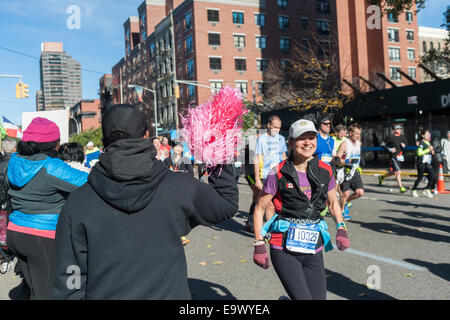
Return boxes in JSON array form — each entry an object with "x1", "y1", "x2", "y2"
[{"x1": 336, "y1": 123, "x2": 364, "y2": 220}]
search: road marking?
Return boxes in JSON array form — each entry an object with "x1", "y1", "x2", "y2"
[{"x1": 333, "y1": 245, "x2": 426, "y2": 271}]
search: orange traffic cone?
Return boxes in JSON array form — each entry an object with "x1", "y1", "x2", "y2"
[{"x1": 437, "y1": 164, "x2": 450, "y2": 194}]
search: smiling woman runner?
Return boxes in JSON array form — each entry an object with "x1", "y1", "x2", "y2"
[{"x1": 252, "y1": 119, "x2": 350, "y2": 300}]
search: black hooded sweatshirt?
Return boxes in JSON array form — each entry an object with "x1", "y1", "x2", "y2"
[{"x1": 51, "y1": 138, "x2": 238, "y2": 300}]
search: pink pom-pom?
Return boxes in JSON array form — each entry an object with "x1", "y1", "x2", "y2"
[{"x1": 181, "y1": 86, "x2": 248, "y2": 168}]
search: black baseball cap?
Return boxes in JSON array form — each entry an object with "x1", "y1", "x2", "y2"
[{"x1": 102, "y1": 104, "x2": 148, "y2": 142}]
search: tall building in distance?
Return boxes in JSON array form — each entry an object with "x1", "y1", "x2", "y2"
[{"x1": 39, "y1": 42, "x2": 82, "y2": 111}]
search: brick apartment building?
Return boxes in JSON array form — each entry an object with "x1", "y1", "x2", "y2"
[
  {"x1": 69, "y1": 99, "x2": 101, "y2": 136},
  {"x1": 109, "y1": 0, "x2": 422, "y2": 135}
]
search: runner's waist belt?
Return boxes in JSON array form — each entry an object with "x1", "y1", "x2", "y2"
[{"x1": 260, "y1": 214, "x2": 333, "y2": 252}]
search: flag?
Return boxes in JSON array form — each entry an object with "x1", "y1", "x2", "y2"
[
  {"x1": 134, "y1": 86, "x2": 144, "y2": 102},
  {"x1": 2, "y1": 116, "x2": 23, "y2": 139}
]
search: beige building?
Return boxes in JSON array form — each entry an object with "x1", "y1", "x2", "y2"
[{"x1": 418, "y1": 26, "x2": 449, "y2": 82}]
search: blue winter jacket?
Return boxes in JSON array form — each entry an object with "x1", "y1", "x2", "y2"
[{"x1": 7, "y1": 153, "x2": 88, "y2": 234}]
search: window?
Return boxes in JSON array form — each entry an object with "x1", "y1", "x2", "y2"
[
  {"x1": 235, "y1": 81, "x2": 248, "y2": 94},
  {"x1": 208, "y1": 33, "x2": 220, "y2": 46},
  {"x1": 255, "y1": 14, "x2": 266, "y2": 26},
  {"x1": 233, "y1": 12, "x2": 244, "y2": 24},
  {"x1": 430, "y1": 42, "x2": 434, "y2": 50},
  {"x1": 188, "y1": 85, "x2": 195, "y2": 99},
  {"x1": 277, "y1": 0, "x2": 288, "y2": 8},
  {"x1": 280, "y1": 38, "x2": 291, "y2": 52},
  {"x1": 302, "y1": 38, "x2": 310, "y2": 51},
  {"x1": 235, "y1": 58, "x2": 247, "y2": 71},
  {"x1": 301, "y1": 17, "x2": 308, "y2": 30},
  {"x1": 185, "y1": 35, "x2": 193, "y2": 54},
  {"x1": 387, "y1": 28, "x2": 399, "y2": 42},
  {"x1": 185, "y1": 12, "x2": 192, "y2": 30},
  {"x1": 407, "y1": 49, "x2": 415, "y2": 61},
  {"x1": 209, "y1": 57, "x2": 222, "y2": 70},
  {"x1": 406, "y1": 11, "x2": 413, "y2": 23},
  {"x1": 255, "y1": 36, "x2": 267, "y2": 49},
  {"x1": 177, "y1": 42, "x2": 182, "y2": 56},
  {"x1": 207, "y1": 9, "x2": 219, "y2": 22},
  {"x1": 317, "y1": 20, "x2": 330, "y2": 36},
  {"x1": 387, "y1": 10, "x2": 398, "y2": 23},
  {"x1": 278, "y1": 16, "x2": 290, "y2": 29},
  {"x1": 406, "y1": 30, "x2": 414, "y2": 41},
  {"x1": 234, "y1": 35, "x2": 245, "y2": 48},
  {"x1": 257, "y1": 59, "x2": 268, "y2": 71},
  {"x1": 423, "y1": 41, "x2": 427, "y2": 52},
  {"x1": 142, "y1": 31, "x2": 147, "y2": 41},
  {"x1": 388, "y1": 47, "x2": 400, "y2": 62},
  {"x1": 408, "y1": 67, "x2": 416, "y2": 79},
  {"x1": 390, "y1": 67, "x2": 401, "y2": 81},
  {"x1": 210, "y1": 81, "x2": 223, "y2": 93},
  {"x1": 316, "y1": 0, "x2": 330, "y2": 14},
  {"x1": 257, "y1": 82, "x2": 266, "y2": 95},
  {"x1": 186, "y1": 59, "x2": 194, "y2": 78}
]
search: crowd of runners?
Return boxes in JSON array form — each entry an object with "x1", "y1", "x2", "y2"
[{"x1": 0, "y1": 103, "x2": 449, "y2": 300}]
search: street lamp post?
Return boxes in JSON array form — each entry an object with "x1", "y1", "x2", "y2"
[{"x1": 128, "y1": 84, "x2": 158, "y2": 136}]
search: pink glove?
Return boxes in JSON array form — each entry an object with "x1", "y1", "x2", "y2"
[
  {"x1": 253, "y1": 243, "x2": 269, "y2": 269},
  {"x1": 336, "y1": 228, "x2": 350, "y2": 251}
]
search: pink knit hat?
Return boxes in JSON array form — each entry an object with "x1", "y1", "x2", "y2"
[{"x1": 23, "y1": 117, "x2": 60, "y2": 143}]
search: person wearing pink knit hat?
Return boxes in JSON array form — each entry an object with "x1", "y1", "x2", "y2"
[{"x1": 6, "y1": 117, "x2": 88, "y2": 299}]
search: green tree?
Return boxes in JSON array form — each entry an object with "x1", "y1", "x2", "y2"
[
  {"x1": 70, "y1": 127, "x2": 103, "y2": 148},
  {"x1": 368, "y1": 0, "x2": 426, "y2": 15}
]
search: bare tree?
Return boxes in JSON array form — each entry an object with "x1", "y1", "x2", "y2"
[{"x1": 263, "y1": 33, "x2": 354, "y2": 117}]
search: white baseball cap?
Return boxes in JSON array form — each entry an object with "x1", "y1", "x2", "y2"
[
  {"x1": 289, "y1": 119, "x2": 318, "y2": 139},
  {"x1": 86, "y1": 141, "x2": 94, "y2": 147}
]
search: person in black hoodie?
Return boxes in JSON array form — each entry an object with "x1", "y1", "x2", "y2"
[{"x1": 51, "y1": 104, "x2": 238, "y2": 300}]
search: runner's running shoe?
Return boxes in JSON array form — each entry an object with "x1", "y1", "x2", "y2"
[
  {"x1": 423, "y1": 189, "x2": 433, "y2": 198},
  {"x1": 400, "y1": 187, "x2": 407, "y2": 193},
  {"x1": 411, "y1": 190, "x2": 419, "y2": 198},
  {"x1": 342, "y1": 204, "x2": 352, "y2": 220}
]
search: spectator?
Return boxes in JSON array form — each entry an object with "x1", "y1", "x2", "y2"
[
  {"x1": 431, "y1": 130, "x2": 444, "y2": 194},
  {"x1": 160, "y1": 137, "x2": 172, "y2": 159},
  {"x1": 0, "y1": 138, "x2": 17, "y2": 181},
  {"x1": 163, "y1": 143, "x2": 193, "y2": 176},
  {"x1": 441, "y1": 131, "x2": 450, "y2": 174},
  {"x1": 6, "y1": 117, "x2": 88, "y2": 299},
  {"x1": 51, "y1": 104, "x2": 238, "y2": 299},
  {"x1": 59, "y1": 143, "x2": 90, "y2": 173},
  {"x1": 0, "y1": 138, "x2": 17, "y2": 274},
  {"x1": 85, "y1": 141, "x2": 101, "y2": 169},
  {"x1": 151, "y1": 136, "x2": 165, "y2": 160}
]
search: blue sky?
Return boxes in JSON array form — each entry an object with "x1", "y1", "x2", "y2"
[{"x1": 0, "y1": 0, "x2": 449, "y2": 125}]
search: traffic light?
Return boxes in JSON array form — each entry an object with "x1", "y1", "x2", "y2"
[
  {"x1": 15, "y1": 82, "x2": 23, "y2": 99},
  {"x1": 22, "y1": 83, "x2": 29, "y2": 98},
  {"x1": 174, "y1": 85, "x2": 180, "y2": 99}
]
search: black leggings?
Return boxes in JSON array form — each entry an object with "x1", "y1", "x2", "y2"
[
  {"x1": 6, "y1": 230, "x2": 55, "y2": 300},
  {"x1": 412, "y1": 163, "x2": 436, "y2": 191},
  {"x1": 270, "y1": 248, "x2": 326, "y2": 300}
]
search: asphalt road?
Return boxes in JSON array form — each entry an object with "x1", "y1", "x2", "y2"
[{"x1": 1, "y1": 174, "x2": 449, "y2": 300}]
